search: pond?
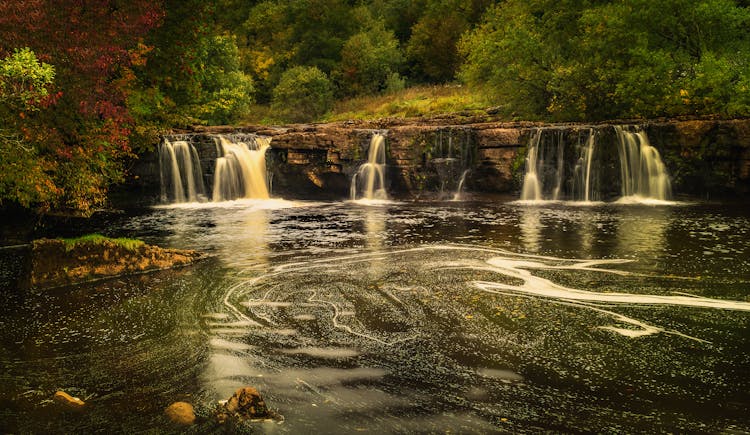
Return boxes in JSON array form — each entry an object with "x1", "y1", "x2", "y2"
[{"x1": 1, "y1": 196, "x2": 749, "y2": 433}]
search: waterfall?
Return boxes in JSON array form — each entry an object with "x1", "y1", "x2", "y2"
[
  {"x1": 159, "y1": 139, "x2": 206, "y2": 203},
  {"x1": 572, "y1": 130, "x2": 597, "y2": 202},
  {"x1": 351, "y1": 133, "x2": 388, "y2": 200},
  {"x1": 212, "y1": 135, "x2": 271, "y2": 202},
  {"x1": 431, "y1": 128, "x2": 474, "y2": 200},
  {"x1": 520, "y1": 129, "x2": 564, "y2": 201},
  {"x1": 452, "y1": 169, "x2": 470, "y2": 201},
  {"x1": 615, "y1": 126, "x2": 672, "y2": 201}
]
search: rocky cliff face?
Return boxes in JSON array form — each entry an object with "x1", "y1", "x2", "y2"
[{"x1": 116, "y1": 118, "x2": 750, "y2": 206}]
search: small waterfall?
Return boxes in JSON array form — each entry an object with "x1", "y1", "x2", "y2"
[
  {"x1": 431, "y1": 128, "x2": 474, "y2": 200},
  {"x1": 572, "y1": 129, "x2": 598, "y2": 202},
  {"x1": 615, "y1": 126, "x2": 672, "y2": 201},
  {"x1": 213, "y1": 135, "x2": 271, "y2": 201},
  {"x1": 159, "y1": 139, "x2": 206, "y2": 203},
  {"x1": 452, "y1": 169, "x2": 470, "y2": 201},
  {"x1": 351, "y1": 133, "x2": 388, "y2": 200},
  {"x1": 520, "y1": 129, "x2": 564, "y2": 201}
]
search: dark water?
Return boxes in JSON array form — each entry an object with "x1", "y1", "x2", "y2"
[{"x1": 1, "y1": 196, "x2": 749, "y2": 433}]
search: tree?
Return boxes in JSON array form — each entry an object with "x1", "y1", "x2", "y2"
[
  {"x1": 459, "y1": 0, "x2": 750, "y2": 120},
  {"x1": 0, "y1": 48, "x2": 58, "y2": 208},
  {"x1": 406, "y1": 0, "x2": 493, "y2": 83},
  {"x1": 0, "y1": 0, "x2": 163, "y2": 213},
  {"x1": 271, "y1": 66, "x2": 334, "y2": 122},
  {"x1": 336, "y1": 8, "x2": 404, "y2": 96}
]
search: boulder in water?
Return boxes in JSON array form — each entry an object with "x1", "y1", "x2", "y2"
[
  {"x1": 216, "y1": 387, "x2": 277, "y2": 424},
  {"x1": 165, "y1": 401, "x2": 196, "y2": 425}
]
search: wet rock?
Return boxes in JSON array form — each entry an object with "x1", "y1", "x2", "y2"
[
  {"x1": 53, "y1": 391, "x2": 85, "y2": 410},
  {"x1": 165, "y1": 401, "x2": 196, "y2": 425},
  {"x1": 216, "y1": 387, "x2": 277, "y2": 424}
]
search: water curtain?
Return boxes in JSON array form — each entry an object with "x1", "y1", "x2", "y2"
[
  {"x1": 520, "y1": 126, "x2": 671, "y2": 202},
  {"x1": 350, "y1": 133, "x2": 388, "y2": 200},
  {"x1": 159, "y1": 138, "x2": 206, "y2": 203},
  {"x1": 158, "y1": 134, "x2": 271, "y2": 203},
  {"x1": 213, "y1": 135, "x2": 271, "y2": 201},
  {"x1": 615, "y1": 126, "x2": 672, "y2": 201}
]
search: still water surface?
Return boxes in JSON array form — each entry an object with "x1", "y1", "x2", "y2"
[{"x1": 1, "y1": 196, "x2": 749, "y2": 433}]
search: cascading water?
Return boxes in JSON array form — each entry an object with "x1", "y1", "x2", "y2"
[
  {"x1": 615, "y1": 126, "x2": 672, "y2": 201},
  {"x1": 431, "y1": 128, "x2": 474, "y2": 200},
  {"x1": 572, "y1": 129, "x2": 598, "y2": 202},
  {"x1": 519, "y1": 126, "x2": 671, "y2": 203},
  {"x1": 159, "y1": 138, "x2": 206, "y2": 203},
  {"x1": 213, "y1": 135, "x2": 271, "y2": 201},
  {"x1": 520, "y1": 129, "x2": 564, "y2": 201},
  {"x1": 350, "y1": 133, "x2": 388, "y2": 200},
  {"x1": 452, "y1": 169, "x2": 470, "y2": 201}
]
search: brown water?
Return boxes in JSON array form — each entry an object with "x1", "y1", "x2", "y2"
[{"x1": 1, "y1": 196, "x2": 749, "y2": 433}]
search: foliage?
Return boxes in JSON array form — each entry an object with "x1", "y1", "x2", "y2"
[
  {"x1": 405, "y1": 0, "x2": 491, "y2": 83},
  {"x1": 271, "y1": 66, "x2": 334, "y2": 122},
  {"x1": 336, "y1": 10, "x2": 404, "y2": 96},
  {"x1": 460, "y1": 0, "x2": 750, "y2": 121},
  {"x1": 0, "y1": 0, "x2": 162, "y2": 214},
  {"x1": 137, "y1": 1, "x2": 254, "y2": 127}
]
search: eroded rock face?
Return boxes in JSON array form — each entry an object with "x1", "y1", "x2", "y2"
[{"x1": 26, "y1": 239, "x2": 205, "y2": 289}]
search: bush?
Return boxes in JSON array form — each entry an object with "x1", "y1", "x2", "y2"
[
  {"x1": 271, "y1": 66, "x2": 334, "y2": 122},
  {"x1": 337, "y1": 24, "x2": 404, "y2": 96}
]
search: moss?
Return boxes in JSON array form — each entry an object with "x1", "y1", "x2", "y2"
[{"x1": 61, "y1": 234, "x2": 145, "y2": 252}]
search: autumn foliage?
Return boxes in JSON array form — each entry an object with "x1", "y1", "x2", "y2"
[{"x1": 0, "y1": 0, "x2": 163, "y2": 214}]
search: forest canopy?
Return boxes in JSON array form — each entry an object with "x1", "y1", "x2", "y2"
[{"x1": 1, "y1": 0, "x2": 749, "y2": 213}]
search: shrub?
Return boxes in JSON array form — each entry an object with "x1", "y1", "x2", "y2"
[{"x1": 271, "y1": 66, "x2": 334, "y2": 122}]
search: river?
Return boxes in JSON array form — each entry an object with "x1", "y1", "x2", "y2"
[{"x1": 1, "y1": 196, "x2": 749, "y2": 433}]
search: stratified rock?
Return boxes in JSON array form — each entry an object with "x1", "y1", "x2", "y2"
[
  {"x1": 53, "y1": 391, "x2": 85, "y2": 410},
  {"x1": 165, "y1": 401, "x2": 196, "y2": 425}
]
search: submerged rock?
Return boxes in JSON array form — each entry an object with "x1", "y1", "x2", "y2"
[
  {"x1": 53, "y1": 391, "x2": 85, "y2": 410},
  {"x1": 216, "y1": 387, "x2": 278, "y2": 424},
  {"x1": 165, "y1": 401, "x2": 196, "y2": 425},
  {"x1": 24, "y1": 237, "x2": 205, "y2": 289}
]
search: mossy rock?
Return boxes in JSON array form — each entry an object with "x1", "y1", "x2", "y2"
[{"x1": 25, "y1": 236, "x2": 205, "y2": 289}]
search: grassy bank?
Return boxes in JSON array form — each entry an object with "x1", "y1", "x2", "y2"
[{"x1": 242, "y1": 84, "x2": 493, "y2": 125}]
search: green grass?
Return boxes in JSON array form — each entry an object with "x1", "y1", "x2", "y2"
[
  {"x1": 324, "y1": 84, "x2": 492, "y2": 122},
  {"x1": 61, "y1": 234, "x2": 145, "y2": 252},
  {"x1": 240, "y1": 84, "x2": 495, "y2": 125}
]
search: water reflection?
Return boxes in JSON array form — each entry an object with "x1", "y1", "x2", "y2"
[
  {"x1": 614, "y1": 206, "x2": 671, "y2": 260},
  {"x1": 212, "y1": 206, "x2": 271, "y2": 268},
  {"x1": 518, "y1": 206, "x2": 542, "y2": 253},
  {"x1": 363, "y1": 206, "x2": 386, "y2": 252}
]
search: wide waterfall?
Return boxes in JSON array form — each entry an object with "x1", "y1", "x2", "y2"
[
  {"x1": 519, "y1": 126, "x2": 671, "y2": 202},
  {"x1": 350, "y1": 133, "x2": 388, "y2": 200},
  {"x1": 615, "y1": 126, "x2": 672, "y2": 201},
  {"x1": 213, "y1": 135, "x2": 271, "y2": 201},
  {"x1": 159, "y1": 139, "x2": 206, "y2": 203}
]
